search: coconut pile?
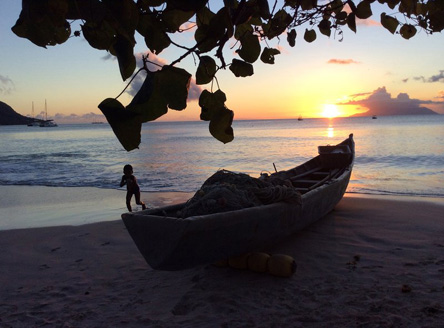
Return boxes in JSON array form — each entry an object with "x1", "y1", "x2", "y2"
[{"x1": 179, "y1": 170, "x2": 301, "y2": 218}]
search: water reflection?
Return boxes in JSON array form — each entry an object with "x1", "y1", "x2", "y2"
[{"x1": 327, "y1": 124, "x2": 334, "y2": 138}]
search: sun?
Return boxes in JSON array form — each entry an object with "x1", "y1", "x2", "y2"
[{"x1": 321, "y1": 104, "x2": 340, "y2": 118}]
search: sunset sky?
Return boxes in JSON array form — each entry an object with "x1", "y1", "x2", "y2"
[{"x1": 1, "y1": 1, "x2": 443, "y2": 123}]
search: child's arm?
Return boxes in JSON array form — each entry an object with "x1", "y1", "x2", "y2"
[{"x1": 120, "y1": 175, "x2": 127, "y2": 187}]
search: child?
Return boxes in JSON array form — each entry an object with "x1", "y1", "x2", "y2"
[{"x1": 120, "y1": 164, "x2": 146, "y2": 212}]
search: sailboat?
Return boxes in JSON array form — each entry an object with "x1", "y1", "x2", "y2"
[
  {"x1": 39, "y1": 100, "x2": 58, "y2": 127},
  {"x1": 27, "y1": 102, "x2": 40, "y2": 126}
]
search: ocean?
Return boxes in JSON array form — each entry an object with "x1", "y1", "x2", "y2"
[{"x1": 0, "y1": 115, "x2": 443, "y2": 198}]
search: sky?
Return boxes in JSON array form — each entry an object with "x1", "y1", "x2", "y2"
[{"x1": 1, "y1": 1, "x2": 443, "y2": 123}]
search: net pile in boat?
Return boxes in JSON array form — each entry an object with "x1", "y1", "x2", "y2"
[{"x1": 179, "y1": 170, "x2": 301, "y2": 218}]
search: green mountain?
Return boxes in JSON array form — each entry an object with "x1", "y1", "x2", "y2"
[{"x1": 0, "y1": 101, "x2": 39, "y2": 125}]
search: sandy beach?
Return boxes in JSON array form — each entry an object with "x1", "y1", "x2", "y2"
[{"x1": 1, "y1": 186, "x2": 444, "y2": 327}]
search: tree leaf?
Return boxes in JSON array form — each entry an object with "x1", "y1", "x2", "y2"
[
  {"x1": 304, "y1": 29, "x2": 317, "y2": 43},
  {"x1": 209, "y1": 106, "x2": 234, "y2": 144},
  {"x1": 318, "y1": 19, "x2": 331, "y2": 37},
  {"x1": 380, "y1": 13, "x2": 399, "y2": 34},
  {"x1": 196, "y1": 56, "x2": 217, "y2": 85},
  {"x1": 234, "y1": 22, "x2": 253, "y2": 40},
  {"x1": 257, "y1": 0, "x2": 271, "y2": 19},
  {"x1": 98, "y1": 98, "x2": 142, "y2": 151},
  {"x1": 266, "y1": 9, "x2": 292, "y2": 39},
  {"x1": 347, "y1": 13, "x2": 357, "y2": 33},
  {"x1": 167, "y1": 0, "x2": 208, "y2": 12},
  {"x1": 287, "y1": 29, "x2": 297, "y2": 47},
  {"x1": 127, "y1": 66, "x2": 191, "y2": 122},
  {"x1": 238, "y1": 32, "x2": 261, "y2": 63},
  {"x1": 126, "y1": 71, "x2": 168, "y2": 122},
  {"x1": 400, "y1": 24, "x2": 417, "y2": 39},
  {"x1": 138, "y1": 13, "x2": 171, "y2": 54},
  {"x1": 161, "y1": 8, "x2": 195, "y2": 32},
  {"x1": 229, "y1": 59, "x2": 254, "y2": 77},
  {"x1": 198, "y1": 89, "x2": 234, "y2": 143},
  {"x1": 112, "y1": 35, "x2": 136, "y2": 81},
  {"x1": 199, "y1": 89, "x2": 227, "y2": 121},
  {"x1": 260, "y1": 47, "x2": 280, "y2": 64},
  {"x1": 356, "y1": 1, "x2": 372, "y2": 19},
  {"x1": 81, "y1": 21, "x2": 115, "y2": 50},
  {"x1": 159, "y1": 66, "x2": 191, "y2": 110},
  {"x1": 300, "y1": 0, "x2": 317, "y2": 11},
  {"x1": 12, "y1": 0, "x2": 71, "y2": 48},
  {"x1": 195, "y1": 9, "x2": 227, "y2": 53}
]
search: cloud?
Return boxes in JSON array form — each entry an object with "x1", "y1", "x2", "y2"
[
  {"x1": 51, "y1": 112, "x2": 106, "y2": 124},
  {"x1": 327, "y1": 59, "x2": 360, "y2": 65},
  {"x1": 0, "y1": 75, "x2": 15, "y2": 95},
  {"x1": 412, "y1": 70, "x2": 444, "y2": 83},
  {"x1": 339, "y1": 86, "x2": 443, "y2": 115}
]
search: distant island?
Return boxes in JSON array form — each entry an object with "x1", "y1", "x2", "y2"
[
  {"x1": 0, "y1": 101, "x2": 41, "y2": 125},
  {"x1": 353, "y1": 105, "x2": 438, "y2": 117}
]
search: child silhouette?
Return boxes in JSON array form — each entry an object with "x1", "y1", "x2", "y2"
[{"x1": 120, "y1": 164, "x2": 146, "y2": 212}]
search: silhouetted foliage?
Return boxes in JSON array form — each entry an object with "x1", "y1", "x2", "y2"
[{"x1": 12, "y1": 0, "x2": 444, "y2": 150}]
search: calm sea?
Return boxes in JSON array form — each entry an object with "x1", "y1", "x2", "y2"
[{"x1": 0, "y1": 115, "x2": 443, "y2": 198}]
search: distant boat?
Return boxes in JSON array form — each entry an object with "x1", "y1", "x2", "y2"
[
  {"x1": 27, "y1": 102, "x2": 40, "y2": 126},
  {"x1": 298, "y1": 115, "x2": 303, "y2": 121},
  {"x1": 372, "y1": 115, "x2": 377, "y2": 119},
  {"x1": 92, "y1": 121, "x2": 104, "y2": 124},
  {"x1": 39, "y1": 100, "x2": 58, "y2": 127}
]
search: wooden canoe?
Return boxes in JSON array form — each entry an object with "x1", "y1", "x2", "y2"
[{"x1": 122, "y1": 134, "x2": 355, "y2": 270}]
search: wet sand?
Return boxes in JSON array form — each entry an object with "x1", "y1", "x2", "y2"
[{"x1": 1, "y1": 186, "x2": 443, "y2": 327}]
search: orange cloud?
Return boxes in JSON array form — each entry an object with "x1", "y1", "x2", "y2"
[{"x1": 327, "y1": 59, "x2": 360, "y2": 64}]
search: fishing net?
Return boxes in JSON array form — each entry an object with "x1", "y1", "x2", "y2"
[{"x1": 179, "y1": 170, "x2": 301, "y2": 218}]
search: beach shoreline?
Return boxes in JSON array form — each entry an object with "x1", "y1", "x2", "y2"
[{"x1": 1, "y1": 187, "x2": 444, "y2": 327}]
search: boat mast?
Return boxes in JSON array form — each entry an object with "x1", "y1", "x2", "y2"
[{"x1": 45, "y1": 99, "x2": 47, "y2": 121}]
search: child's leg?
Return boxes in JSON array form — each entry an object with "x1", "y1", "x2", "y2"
[
  {"x1": 135, "y1": 191, "x2": 146, "y2": 210},
  {"x1": 126, "y1": 192, "x2": 132, "y2": 212}
]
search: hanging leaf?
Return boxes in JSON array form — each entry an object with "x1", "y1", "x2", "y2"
[
  {"x1": 238, "y1": 32, "x2": 261, "y2": 63},
  {"x1": 127, "y1": 66, "x2": 191, "y2": 122},
  {"x1": 12, "y1": 0, "x2": 71, "y2": 48},
  {"x1": 112, "y1": 35, "x2": 136, "y2": 81},
  {"x1": 257, "y1": 0, "x2": 271, "y2": 19},
  {"x1": 98, "y1": 98, "x2": 142, "y2": 151},
  {"x1": 300, "y1": 0, "x2": 317, "y2": 10},
  {"x1": 168, "y1": 0, "x2": 208, "y2": 12},
  {"x1": 81, "y1": 21, "x2": 115, "y2": 50},
  {"x1": 199, "y1": 89, "x2": 234, "y2": 143},
  {"x1": 318, "y1": 19, "x2": 331, "y2": 37},
  {"x1": 329, "y1": 0, "x2": 344, "y2": 14},
  {"x1": 347, "y1": 13, "x2": 357, "y2": 33},
  {"x1": 229, "y1": 59, "x2": 254, "y2": 77},
  {"x1": 287, "y1": 29, "x2": 296, "y2": 47},
  {"x1": 266, "y1": 9, "x2": 292, "y2": 39},
  {"x1": 304, "y1": 29, "x2": 317, "y2": 43},
  {"x1": 126, "y1": 71, "x2": 168, "y2": 121},
  {"x1": 234, "y1": 22, "x2": 253, "y2": 40},
  {"x1": 199, "y1": 89, "x2": 227, "y2": 121},
  {"x1": 400, "y1": 24, "x2": 417, "y2": 39},
  {"x1": 159, "y1": 66, "x2": 191, "y2": 110},
  {"x1": 356, "y1": 1, "x2": 372, "y2": 19},
  {"x1": 260, "y1": 47, "x2": 280, "y2": 64},
  {"x1": 138, "y1": 13, "x2": 171, "y2": 54},
  {"x1": 196, "y1": 56, "x2": 217, "y2": 85},
  {"x1": 209, "y1": 107, "x2": 234, "y2": 144},
  {"x1": 380, "y1": 13, "x2": 399, "y2": 34},
  {"x1": 162, "y1": 8, "x2": 195, "y2": 32}
]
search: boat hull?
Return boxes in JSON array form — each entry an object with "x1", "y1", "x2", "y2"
[{"x1": 122, "y1": 135, "x2": 354, "y2": 270}]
